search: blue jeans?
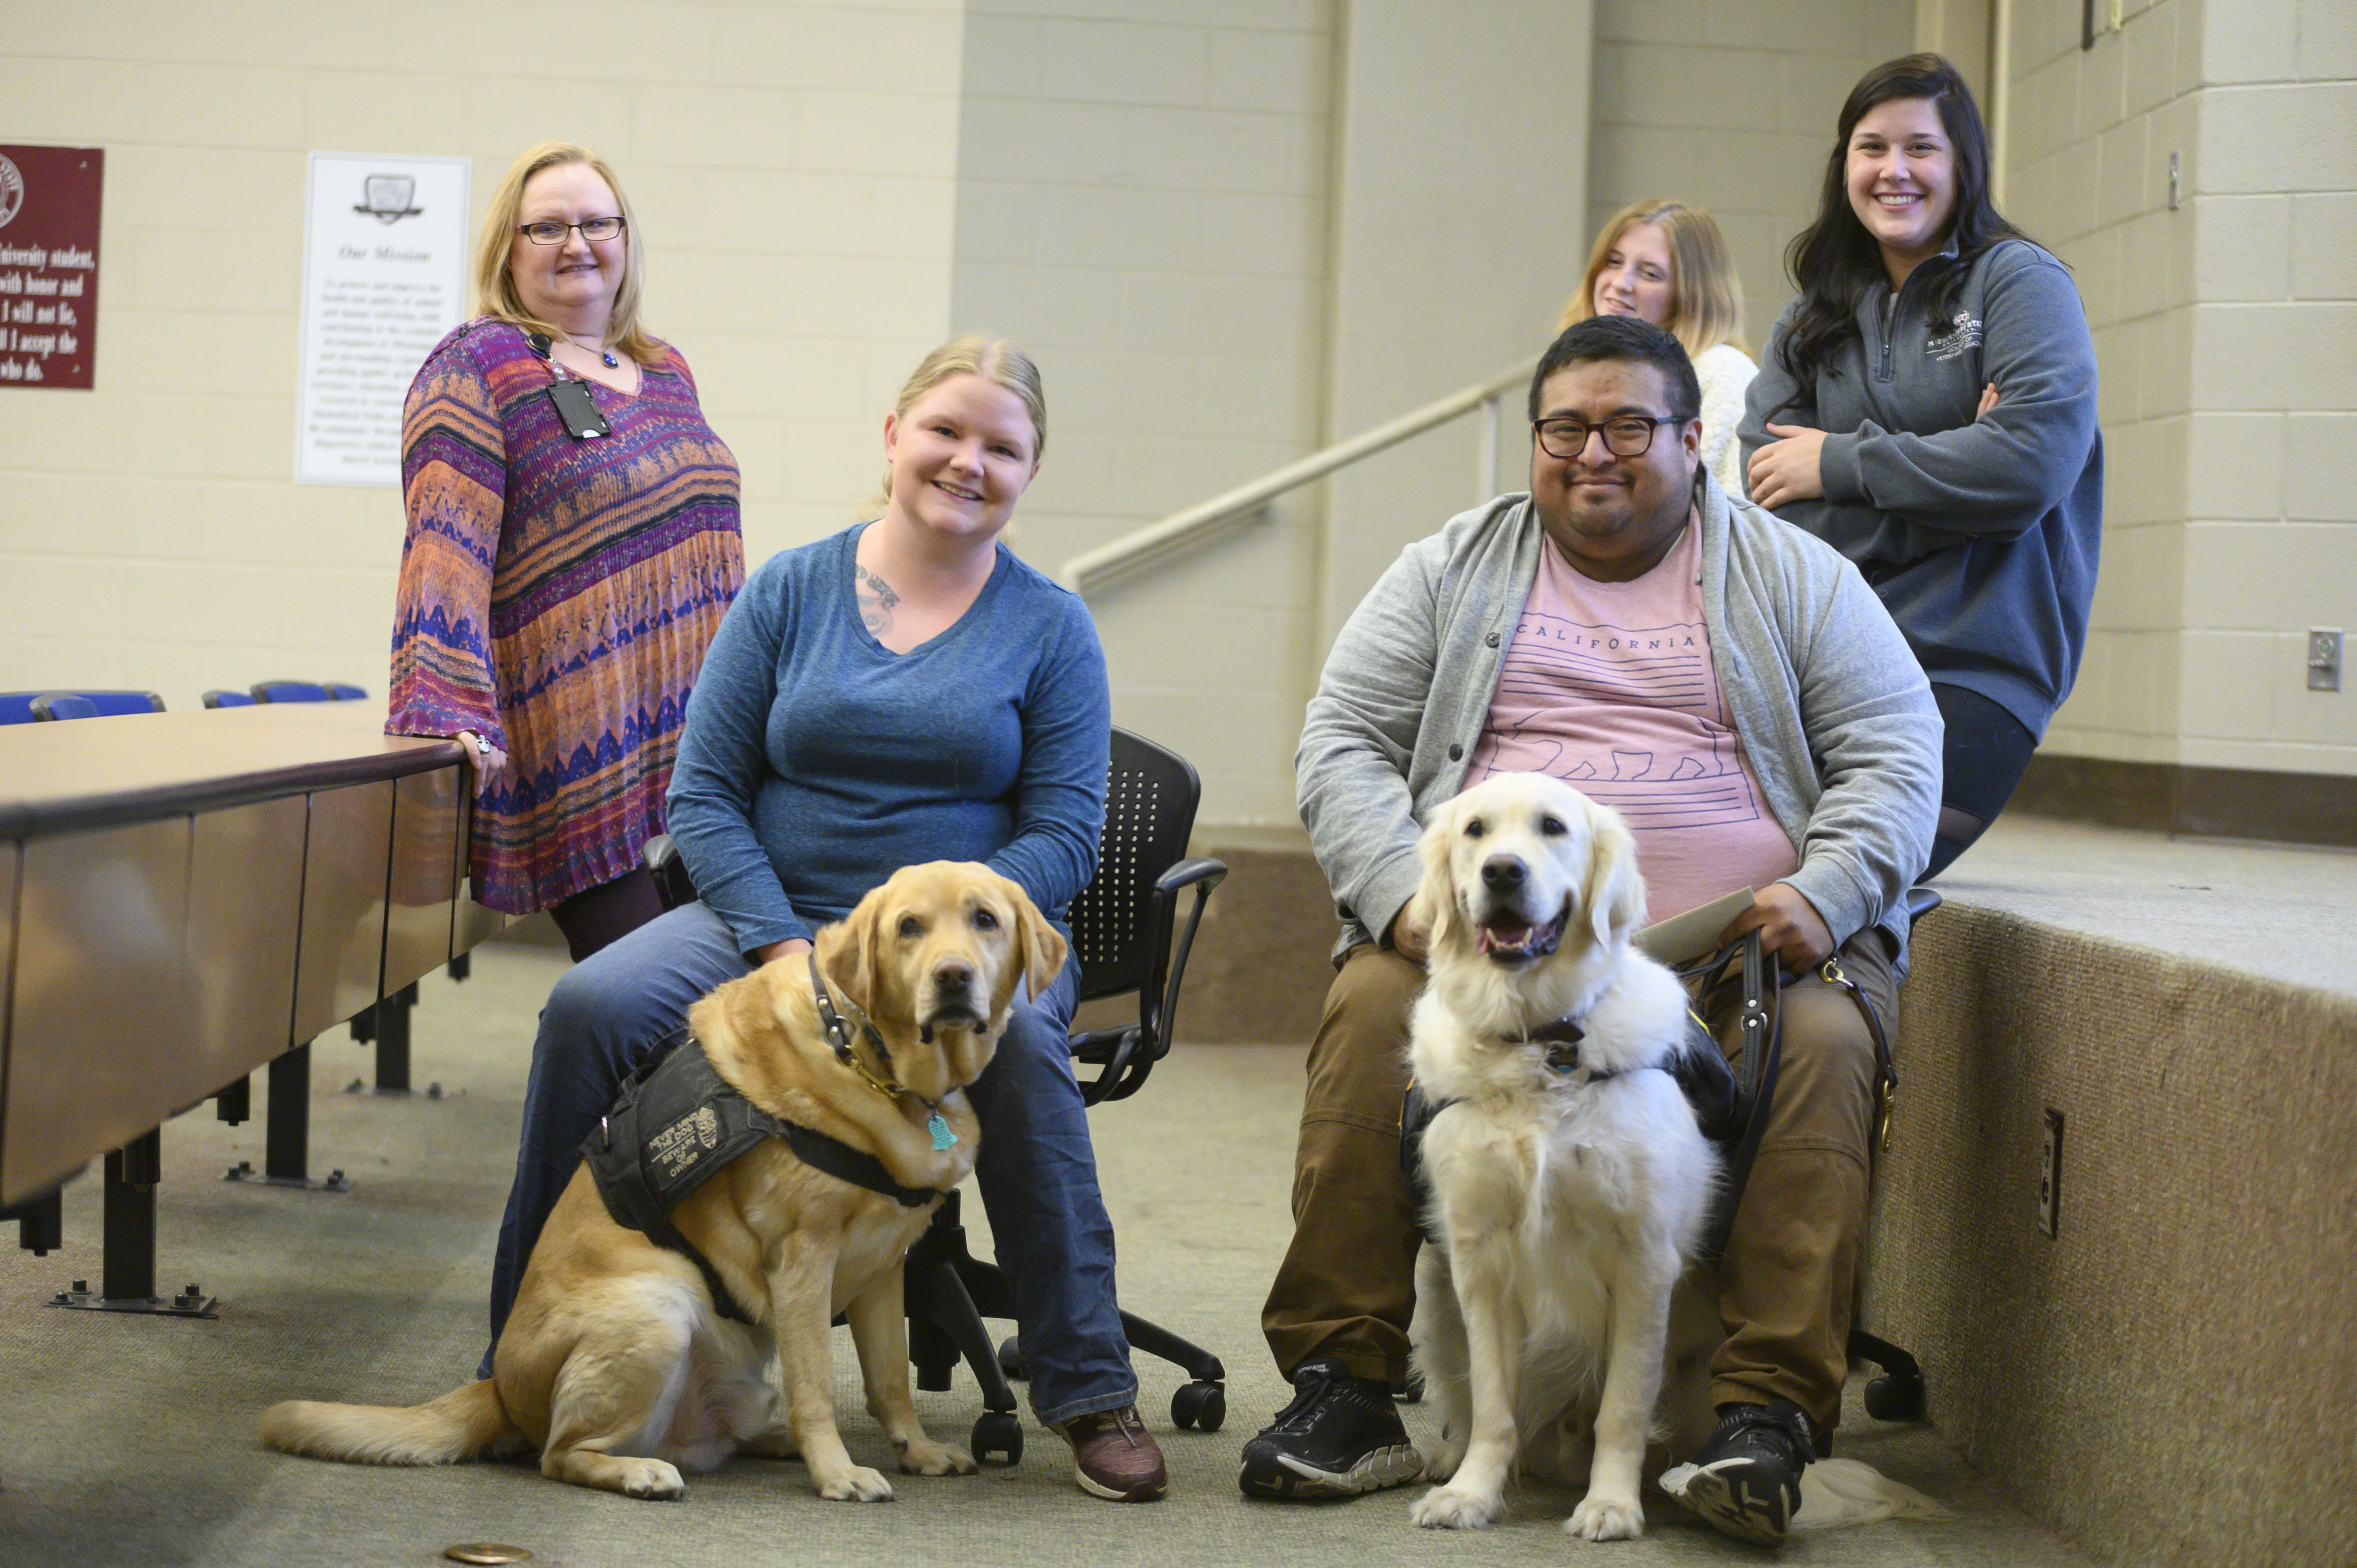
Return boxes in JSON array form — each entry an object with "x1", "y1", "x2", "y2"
[{"x1": 482, "y1": 900, "x2": 1138, "y2": 1425}]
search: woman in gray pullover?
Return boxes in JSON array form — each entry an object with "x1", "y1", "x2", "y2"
[{"x1": 1740, "y1": 54, "x2": 2101, "y2": 879}]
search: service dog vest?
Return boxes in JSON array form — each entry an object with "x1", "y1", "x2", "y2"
[{"x1": 583, "y1": 1038, "x2": 941, "y2": 1324}]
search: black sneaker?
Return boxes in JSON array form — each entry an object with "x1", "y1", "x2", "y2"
[
  {"x1": 1668, "y1": 1399, "x2": 1817, "y2": 1545},
  {"x1": 1237, "y1": 1360, "x2": 1424, "y2": 1499}
]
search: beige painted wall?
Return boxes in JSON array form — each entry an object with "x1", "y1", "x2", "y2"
[
  {"x1": 950, "y1": 0, "x2": 1335, "y2": 822},
  {"x1": 957, "y1": 0, "x2": 1595, "y2": 827},
  {"x1": 1313, "y1": 1, "x2": 1594, "y2": 658},
  {"x1": 0, "y1": 0, "x2": 967, "y2": 715},
  {"x1": 2028, "y1": 0, "x2": 2357, "y2": 777}
]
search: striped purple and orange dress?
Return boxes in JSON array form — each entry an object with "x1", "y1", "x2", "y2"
[{"x1": 387, "y1": 318, "x2": 745, "y2": 914}]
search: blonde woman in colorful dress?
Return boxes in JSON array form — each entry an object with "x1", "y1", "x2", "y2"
[{"x1": 388, "y1": 141, "x2": 745, "y2": 960}]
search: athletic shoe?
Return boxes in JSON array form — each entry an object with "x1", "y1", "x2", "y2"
[
  {"x1": 1666, "y1": 1399, "x2": 1816, "y2": 1545},
  {"x1": 1049, "y1": 1404, "x2": 1167, "y2": 1501},
  {"x1": 1237, "y1": 1359, "x2": 1424, "y2": 1499}
]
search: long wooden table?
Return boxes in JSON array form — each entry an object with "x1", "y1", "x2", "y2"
[{"x1": 0, "y1": 702, "x2": 503, "y2": 1211}]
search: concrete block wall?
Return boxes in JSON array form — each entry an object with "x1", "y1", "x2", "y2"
[
  {"x1": 2176, "y1": 0, "x2": 2355, "y2": 775},
  {"x1": 0, "y1": 0, "x2": 967, "y2": 714},
  {"x1": 949, "y1": 0, "x2": 1335, "y2": 822},
  {"x1": 2011, "y1": 0, "x2": 2200, "y2": 768},
  {"x1": 1585, "y1": 0, "x2": 1919, "y2": 357},
  {"x1": 2033, "y1": 0, "x2": 2357, "y2": 778}
]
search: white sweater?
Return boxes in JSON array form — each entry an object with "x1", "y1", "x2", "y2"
[{"x1": 1695, "y1": 341, "x2": 1759, "y2": 498}]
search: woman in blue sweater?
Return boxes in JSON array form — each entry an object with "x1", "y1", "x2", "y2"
[
  {"x1": 483, "y1": 336, "x2": 1166, "y2": 1501},
  {"x1": 1740, "y1": 54, "x2": 2101, "y2": 879}
]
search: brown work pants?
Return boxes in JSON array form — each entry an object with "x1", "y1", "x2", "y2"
[{"x1": 1259, "y1": 927, "x2": 1898, "y2": 1434}]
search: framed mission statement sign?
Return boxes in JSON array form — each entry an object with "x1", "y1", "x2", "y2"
[{"x1": 0, "y1": 145, "x2": 103, "y2": 390}]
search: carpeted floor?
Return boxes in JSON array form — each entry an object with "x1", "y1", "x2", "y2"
[{"x1": 0, "y1": 938, "x2": 2090, "y2": 1567}]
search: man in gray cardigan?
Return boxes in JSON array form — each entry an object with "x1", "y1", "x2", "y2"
[{"x1": 1238, "y1": 317, "x2": 1940, "y2": 1546}]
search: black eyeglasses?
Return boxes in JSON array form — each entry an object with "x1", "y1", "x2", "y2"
[
  {"x1": 516, "y1": 216, "x2": 625, "y2": 246},
  {"x1": 1532, "y1": 413, "x2": 1690, "y2": 460}
]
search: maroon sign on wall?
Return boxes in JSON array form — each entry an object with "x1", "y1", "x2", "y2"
[{"x1": 0, "y1": 145, "x2": 104, "y2": 390}]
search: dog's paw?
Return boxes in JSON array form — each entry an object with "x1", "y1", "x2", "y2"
[
  {"x1": 618, "y1": 1458, "x2": 686, "y2": 1500},
  {"x1": 897, "y1": 1439, "x2": 977, "y2": 1476},
  {"x1": 1410, "y1": 1483, "x2": 1503, "y2": 1530},
  {"x1": 1422, "y1": 1435, "x2": 1468, "y2": 1483},
  {"x1": 1566, "y1": 1491, "x2": 1645, "y2": 1541},
  {"x1": 814, "y1": 1462, "x2": 896, "y2": 1503}
]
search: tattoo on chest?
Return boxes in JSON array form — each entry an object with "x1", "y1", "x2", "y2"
[{"x1": 855, "y1": 563, "x2": 900, "y2": 634}]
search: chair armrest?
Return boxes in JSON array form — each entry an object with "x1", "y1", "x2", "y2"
[
  {"x1": 1902, "y1": 885, "x2": 1943, "y2": 926},
  {"x1": 643, "y1": 833, "x2": 699, "y2": 911},
  {"x1": 1155, "y1": 856, "x2": 1228, "y2": 898}
]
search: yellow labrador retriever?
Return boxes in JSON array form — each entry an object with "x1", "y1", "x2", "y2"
[{"x1": 261, "y1": 861, "x2": 1065, "y2": 1503}]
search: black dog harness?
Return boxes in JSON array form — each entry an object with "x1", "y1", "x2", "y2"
[
  {"x1": 583, "y1": 1035, "x2": 941, "y2": 1325},
  {"x1": 1399, "y1": 1008, "x2": 1737, "y2": 1247}
]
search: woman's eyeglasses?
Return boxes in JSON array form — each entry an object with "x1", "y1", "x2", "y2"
[{"x1": 517, "y1": 216, "x2": 626, "y2": 246}]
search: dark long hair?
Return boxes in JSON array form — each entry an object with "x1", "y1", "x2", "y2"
[{"x1": 1773, "y1": 54, "x2": 2030, "y2": 401}]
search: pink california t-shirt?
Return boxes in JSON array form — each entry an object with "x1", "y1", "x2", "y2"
[{"x1": 1462, "y1": 516, "x2": 1799, "y2": 923}]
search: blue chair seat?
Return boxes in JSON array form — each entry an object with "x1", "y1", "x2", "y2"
[
  {"x1": 251, "y1": 681, "x2": 333, "y2": 704},
  {"x1": 1, "y1": 689, "x2": 165, "y2": 723}
]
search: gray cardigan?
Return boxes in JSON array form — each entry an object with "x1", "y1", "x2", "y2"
[{"x1": 1296, "y1": 475, "x2": 1942, "y2": 967}]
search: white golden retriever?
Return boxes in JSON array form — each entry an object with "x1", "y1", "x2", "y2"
[{"x1": 1405, "y1": 773, "x2": 1718, "y2": 1541}]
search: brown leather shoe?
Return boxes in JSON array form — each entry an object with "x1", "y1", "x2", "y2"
[{"x1": 1050, "y1": 1405, "x2": 1168, "y2": 1501}]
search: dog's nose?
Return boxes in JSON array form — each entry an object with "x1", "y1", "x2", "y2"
[
  {"x1": 933, "y1": 959, "x2": 975, "y2": 993},
  {"x1": 1481, "y1": 856, "x2": 1527, "y2": 892}
]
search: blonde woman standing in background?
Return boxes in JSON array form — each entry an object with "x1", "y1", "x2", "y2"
[
  {"x1": 1559, "y1": 198, "x2": 1756, "y2": 496},
  {"x1": 388, "y1": 141, "x2": 746, "y2": 961}
]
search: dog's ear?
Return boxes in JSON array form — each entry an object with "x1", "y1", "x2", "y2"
[
  {"x1": 1579, "y1": 805, "x2": 1648, "y2": 949},
  {"x1": 825, "y1": 886, "x2": 888, "y2": 1017},
  {"x1": 1413, "y1": 798, "x2": 1463, "y2": 955},
  {"x1": 1003, "y1": 873, "x2": 1068, "y2": 1001}
]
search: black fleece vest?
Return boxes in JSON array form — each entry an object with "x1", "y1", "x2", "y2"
[{"x1": 582, "y1": 1038, "x2": 940, "y2": 1323}]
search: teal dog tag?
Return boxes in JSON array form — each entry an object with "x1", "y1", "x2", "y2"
[{"x1": 928, "y1": 1111, "x2": 957, "y2": 1151}]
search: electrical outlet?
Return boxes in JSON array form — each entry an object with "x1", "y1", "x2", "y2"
[
  {"x1": 2038, "y1": 1109, "x2": 2064, "y2": 1238},
  {"x1": 2310, "y1": 629, "x2": 2343, "y2": 692}
]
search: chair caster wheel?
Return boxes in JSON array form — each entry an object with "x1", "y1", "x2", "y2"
[
  {"x1": 1863, "y1": 1370, "x2": 1925, "y2": 1421},
  {"x1": 972, "y1": 1411, "x2": 1024, "y2": 1465},
  {"x1": 997, "y1": 1335, "x2": 1026, "y2": 1381},
  {"x1": 1171, "y1": 1381, "x2": 1225, "y2": 1432}
]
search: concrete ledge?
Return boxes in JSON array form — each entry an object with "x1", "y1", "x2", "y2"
[{"x1": 1866, "y1": 900, "x2": 2357, "y2": 1566}]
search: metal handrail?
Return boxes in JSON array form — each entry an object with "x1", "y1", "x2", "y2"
[{"x1": 1058, "y1": 357, "x2": 1538, "y2": 596}]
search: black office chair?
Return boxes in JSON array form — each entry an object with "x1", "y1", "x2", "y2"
[
  {"x1": 643, "y1": 726, "x2": 1230, "y2": 1463},
  {"x1": 1843, "y1": 883, "x2": 1944, "y2": 1425}
]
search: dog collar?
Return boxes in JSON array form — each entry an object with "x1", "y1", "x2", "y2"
[
  {"x1": 808, "y1": 953, "x2": 958, "y2": 1151},
  {"x1": 1507, "y1": 1018, "x2": 1625, "y2": 1081}
]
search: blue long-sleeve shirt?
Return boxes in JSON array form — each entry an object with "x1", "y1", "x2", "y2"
[{"x1": 665, "y1": 523, "x2": 1110, "y2": 954}]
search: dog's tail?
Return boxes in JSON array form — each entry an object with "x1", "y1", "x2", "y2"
[{"x1": 259, "y1": 1378, "x2": 521, "y2": 1466}]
